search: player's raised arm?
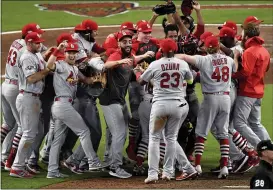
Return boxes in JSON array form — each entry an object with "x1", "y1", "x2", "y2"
[
  {"x1": 47, "y1": 42, "x2": 66, "y2": 72},
  {"x1": 134, "y1": 51, "x2": 155, "y2": 64},
  {"x1": 175, "y1": 53, "x2": 196, "y2": 66}
]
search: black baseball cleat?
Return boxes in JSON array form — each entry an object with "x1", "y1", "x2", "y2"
[{"x1": 232, "y1": 155, "x2": 249, "y2": 173}]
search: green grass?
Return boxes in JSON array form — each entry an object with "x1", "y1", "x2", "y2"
[
  {"x1": 2, "y1": 1, "x2": 273, "y2": 32},
  {"x1": 1, "y1": 84, "x2": 272, "y2": 189},
  {"x1": 138, "y1": 1, "x2": 272, "y2": 6}
]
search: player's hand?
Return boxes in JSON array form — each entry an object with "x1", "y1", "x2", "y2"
[
  {"x1": 192, "y1": 1, "x2": 201, "y2": 11},
  {"x1": 133, "y1": 65, "x2": 144, "y2": 75},
  {"x1": 43, "y1": 46, "x2": 56, "y2": 61},
  {"x1": 144, "y1": 51, "x2": 155, "y2": 58},
  {"x1": 57, "y1": 42, "x2": 67, "y2": 51},
  {"x1": 119, "y1": 58, "x2": 133, "y2": 65}
]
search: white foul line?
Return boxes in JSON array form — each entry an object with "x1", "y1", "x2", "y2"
[
  {"x1": 222, "y1": 185, "x2": 250, "y2": 189},
  {"x1": 2, "y1": 24, "x2": 273, "y2": 35}
]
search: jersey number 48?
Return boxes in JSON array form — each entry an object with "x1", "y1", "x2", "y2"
[{"x1": 211, "y1": 66, "x2": 229, "y2": 82}]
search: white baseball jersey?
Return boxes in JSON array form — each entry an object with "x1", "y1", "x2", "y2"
[
  {"x1": 72, "y1": 33, "x2": 95, "y2": 62},
  {"x1": 140, "y1": 57, "x2": 193, "y2": 102},
  {"x1": 231, "y1": 44, "x2": 243, "y2": 54},
  {"x1": 5, "y1": 39, "x2": 26, "y2": 80},
  {"x1": 53, "y1": 60, "x2": 79, "y2": 98},
  {"x1": 88, "y1": 57, "x2": 104, "y2": 72},
  {"x1": 140, "y1": 80, "x2": 154, "y2": 100},
  {"x1": 194, "y1": 53, "x2": 235, "y2": 93},
  {"x1": 18, "y1": 50, "x2": 45, "y2": 94}
]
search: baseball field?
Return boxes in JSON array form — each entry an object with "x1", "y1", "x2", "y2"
[{"x1": 1, "y1": 1, "x2": 273, "y2": 189}]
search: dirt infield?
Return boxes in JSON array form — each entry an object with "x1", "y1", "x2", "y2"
[
  {"x1": 43, "y1": 170, "x2": 253, "y2": 189},
  {"x1": 1, "y1": 25, "x2": 272, "y2": 84}
]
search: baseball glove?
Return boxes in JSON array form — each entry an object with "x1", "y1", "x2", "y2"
[
  {"x1": 152, "y1": 2, "x2": 176, "y2": 15},
  {"x1": 181, "y1": 0, "x2": 194, "y2": 16},
  {"x1": 92, "y1": 72, "x2": 107, "y2": 88},
  {"x1": 140, "y1": 61, "x2": 149, "y2": 70}
]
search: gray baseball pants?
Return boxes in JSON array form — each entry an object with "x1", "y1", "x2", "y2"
[
  {"x1": 148, "y1": 99, "x2": 189, "y2": 178},
  {"x1": 211, "y1": 85, "x2": 244, "y2": 161},
  {"x1": 101, "y1": 103, "x2": 130, "y2": 169},
  {"x1": 48, "y1": 98, "x2": 98, "y2": 174},
  {"x1": 66, "y1": 97, "x2": 102, "y2": 165},
  {"x1": 12, "y1": 93, "x2": 41, "y2": 170},
  {"x1": 233, "y1": 96, "x2": 271, "y2": 148},
  {"x1": 2, "y1": 126, "x2": 17, "y2": 161}
]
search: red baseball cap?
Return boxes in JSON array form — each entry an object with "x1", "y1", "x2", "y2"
[
  {"x1": 218, "y1": 27, "x2": 236, "y2": 38},
  {"x1": 137, "y1": 22, "x2": 152, "y2": 33},
  {"x1": 200, "y1": 32, "x2": 214, "y2": 43},
  {"x1": 120, "y1": 22, "x2": 136, "y2": 31},
  {"x1": 136, "y1": 20, "x2": 149, "y2": 30},
  {"x1": 117, "y1": 31, "x2": 133, "y2": 41},
  {"x1": 78, "y1": 19, "x2": 98, "y2": 31},
  {"x1": 25, "y1": 32, "x2": 45, "y2": 43},
  {"x1": 160, "y1": 38, "x2": 178, "y2": 53},
  {"x1": 204, "y1": 36, "x2": 219, "y2": 48},
  {"x1": 243, "y1": 16, "x2": 263, "y2": 26},
  {"x1": 56, "y1": 33, "x2": 77, "y2": 46},
  {"x1": 22, "y1": 23, "x2": 44, "y2": 37},
  {"x1": 65, "y1": 43, "x2": 79, "y2": 52},
  {"x1": 74, "y1": 24, "x2": 83, "y2": 32},
  {"x1": 218, "y1": 20, "x2": 237, "y2": 34}
]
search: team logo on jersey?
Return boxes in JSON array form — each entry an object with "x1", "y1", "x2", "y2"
[
  {"x1": 25, "y1": 65, "x2": 35, "y2": 70},
  {"x1": 35, "y1": 2, "x2": 138, "y2": 17},
  {"x1": 66, "y1": 71, "x2": 78, "y2": 86}
]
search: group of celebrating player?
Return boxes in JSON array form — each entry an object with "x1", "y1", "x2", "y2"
[{"x1": 1, "y1": 0, "x2": 271, "y2": 184}]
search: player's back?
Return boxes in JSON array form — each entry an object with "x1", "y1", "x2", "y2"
[
  {"x1": 150, "y1": 57, "x2": 192, "y2": 102},
  {"x1": 195, "y1": 53, "x2": 235, "y2": 93},
  {"x1": 5, "y1": 39, "x2": 26, "y2": 80}
]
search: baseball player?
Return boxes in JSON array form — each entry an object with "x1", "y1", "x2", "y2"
[
  {"x1": 61, "y1": 20, "x2": 108, "y2": 172},
  {"x1": 176, "y1": 35, "x2": 236, "y2": 179},
  {"x1": 1, "y1": 23, "x2": 43, "y2": 145},
  {"x1": 3, "y1": 24, "x2": 49, "y2": 173},
  {"x1": 233, "y1": 23, "x2": 271, "y2": 149},
  {"x1": 46, "y1": 42, "x2": 108, "y2": 178},
  {"x1": 206, "y1": 27, "x2": 255, "y2": 174},
  {"x1": 103, "y1": 21, "x2": 137, "y2": 53},
  {"x1": 9, "y1": 32, "x2": 50, "y2": 178},
  {"x1": 39, "y1": 33, "x2": 77, "y2": 164},
  {"x1": 171, "y1": 1, "x2": 204, "y2": 38},
  {"x1": 176, "y1": 35, "x2": 200, "y2": 161},
  {"x1": 135, "y1": 38, "x2": 193, "y2": 183},
  {"x1": 134, "y1": 63, "x2": 197, "y2": 181},
  {"x1": 98, "y1": 31, "x2": 154, "y2": 178},
  {"x1": 126, "y1": 22, "x2": 159, "y2": 161}
]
